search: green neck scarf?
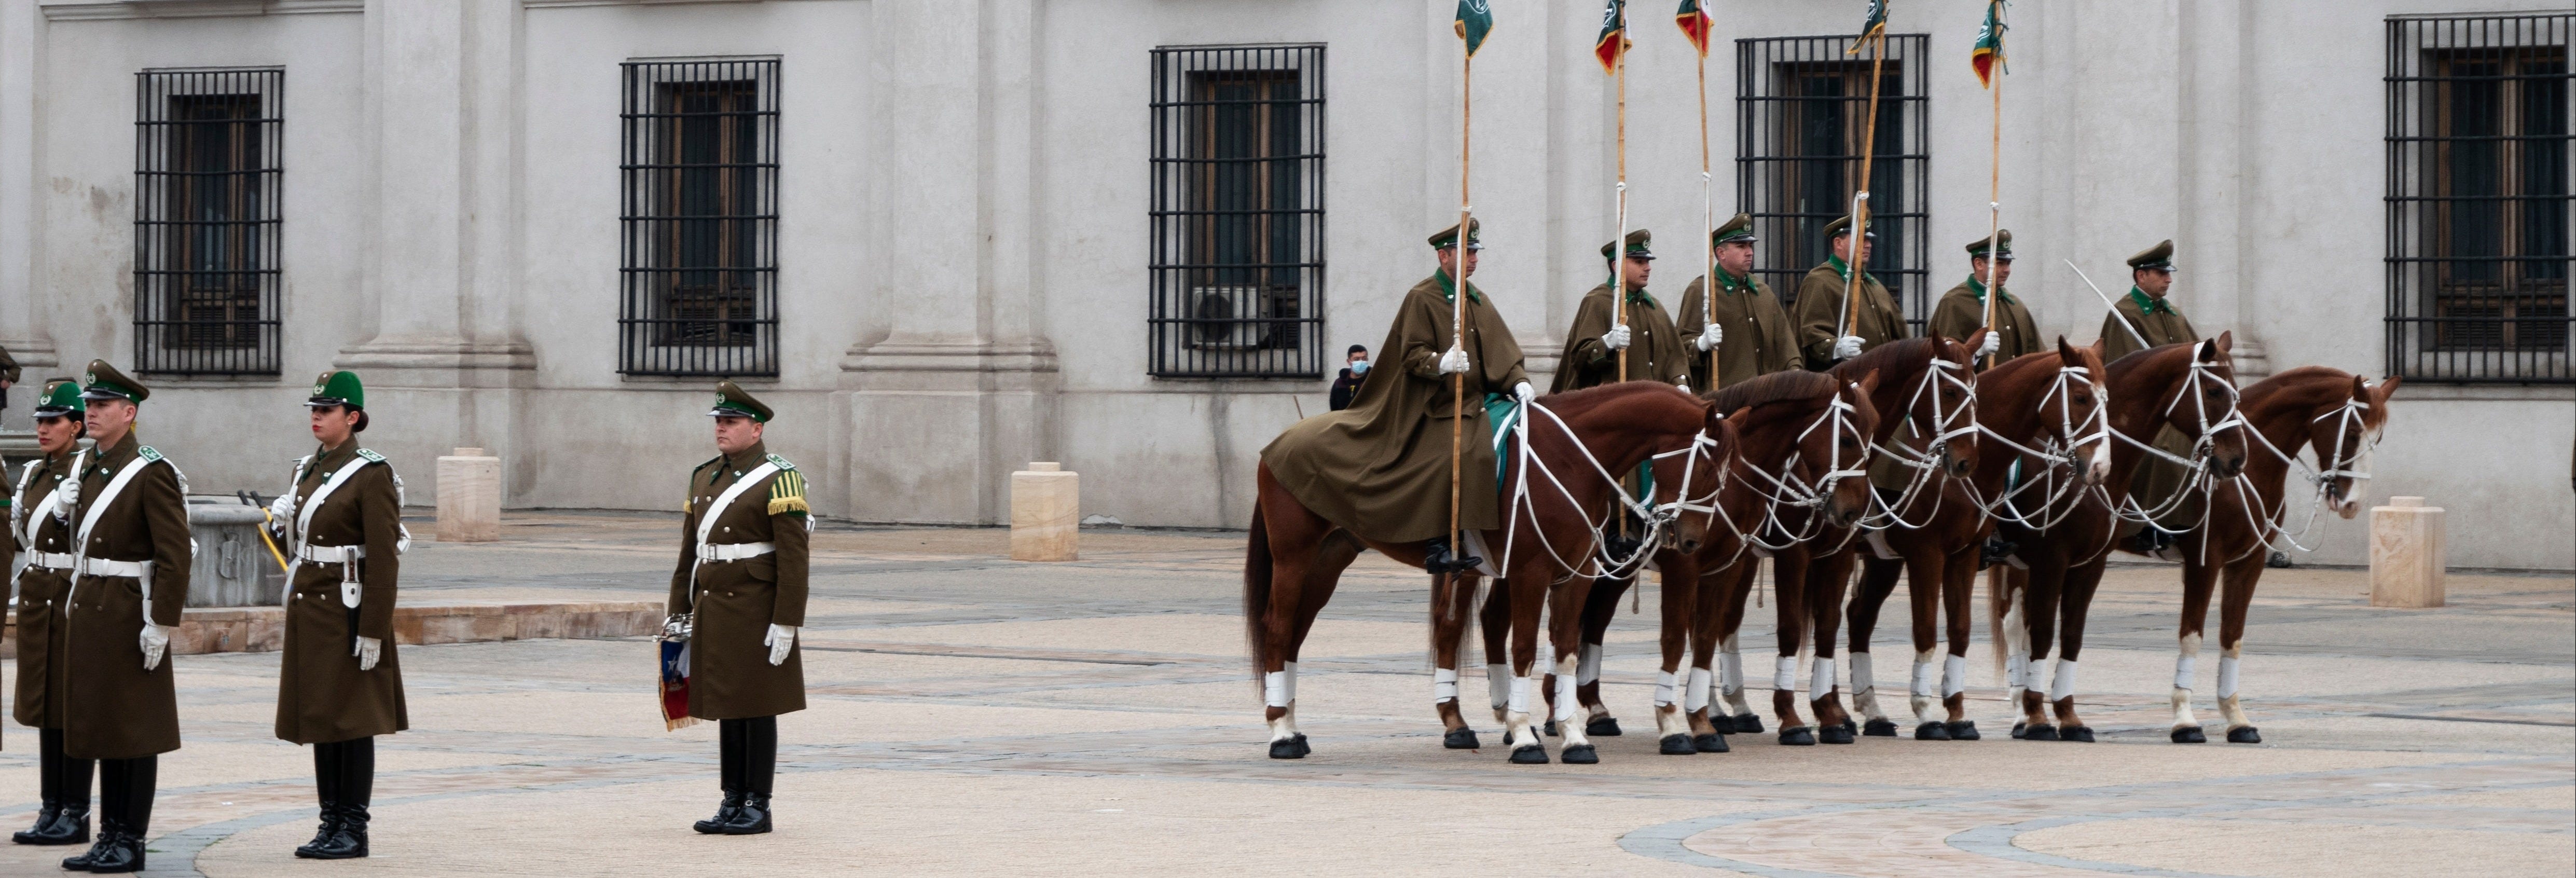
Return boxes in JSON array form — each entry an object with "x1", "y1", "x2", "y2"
[
  {"x1": 1621, "y1": 284, "x2": 1658, "y2": 309},
  {"x1": 1437, "y1": 269, "x2": 1483, "y2": 305},
  {"x1": 2128, "y1": 286, "x2": 2174, "y2": 315},
  {"x1": 1966, "y1": 275, "x2": 2016, "y2": 305},
  {"x1": 1714, "y1": 268, "x2": 1752, "y2": 296},
  {"x1": 1828, "y1": 254, "x2": 1874, "y2": 285}
]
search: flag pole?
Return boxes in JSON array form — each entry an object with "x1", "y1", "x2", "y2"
[
  {"x1": 1842, "y1": 30, "x2": 1890, "y2": 346},
  {"x1": 1613, "y1": 4, "x2": 1631, "y2": 385},
  {"x1": 1981, "y1": 23, "x2": 2003, "y2": 369},
  {"x1": 1450, "y1": 49, "x2": 1472, "y2": 575},
  {"x1": 1698, "y1": 23, "x2": 1716, "y2": 386}
]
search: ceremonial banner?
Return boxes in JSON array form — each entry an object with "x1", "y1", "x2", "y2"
[
  {"x1": 1455, "y1": 0, "x2": 1494, "y2": 57},
  {"x1": 1972, "y1": 1, "x2": 2008, "y2": 87},
  {"x1": 660, "y1": 637, "x2": 698, "y2": 731},
  {"x1": 1674, "y1": 0, "x2": 1712, "y2": 56},
  {"x1": 1594, "y1": 0, "x2": 1628, "y2": 74},
  {"x1": 1849, "y1": 0, "x2": 1888, "y2": 54}
]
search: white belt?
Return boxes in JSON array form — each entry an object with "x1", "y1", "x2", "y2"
[
  {"x1": 697, "y1": 541, "x2": 776, "y2": 563},
  {"x1": 79, "y1": 558, "x2": 151, "y2": 578},
  {"x1": 298, "y1": 544, "x2": 366, "y2": 564},
  {"x1": 25, "y1": 551, "x2": 76, "y2": 571}
]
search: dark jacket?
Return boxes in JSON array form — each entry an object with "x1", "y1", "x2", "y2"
[
  {"x1": 63, "y1": 431, "x2": 192, "y2": 760},
  {"x1": 1329, "y1": 368, "x2": 1365, "y2": 411},
  {"x1": 274, "y1": 442, "x2": 409, "y2": 744},
  {"x1": 667, "y1": 441, "x2": 812, "y2": 720}
]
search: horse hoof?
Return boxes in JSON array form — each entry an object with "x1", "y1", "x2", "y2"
[
  {"x1": 2171, "y1": 726, "x2": 2207, "y2": 744},
  {"x1": 1509, "y1": 745, "x2": 1550, "y2": 764},
  {"x1": 2009, "y1": 721, "x2": 2027, "y2": 739},
  {"x1": 1819, "y1": 724, "x2": 1855, "y2": 745},
  {"x1": 2022, "y1": 724, "x2": 2059, "y2": 742},
  {"x1": 2227, "y1": 726, "x2": 2263, "y2": 744},
  {"x1": 1542, "y1": 719, "x2": 1560, "y2": 737},
  {"x1": 1693, "y1": 733, "x2": 1731, "y2": 753},
  {"x1": 2060, "y1": 726, "x2": 2096, "y2": 743},
  {"x1": 1841, "y1": 718, "x2": 1858, "y2": 735},
  {"x1": 1778, "y1": 726, "x2": 1816, "y2": 746},
  {"x1": 1946, "y1": 721, "x2": 1981, "y2": 741},
  {"x1": 1659, "y1": 734, "x2": 1697, "y2": 755},
  {"x1": 1560, "y1": 744, "x2": 1600, "y2": 764},
  {"x1": 1268, "y1": 735, "x2": 1308, "y2": 759},
  {"x1": 1913, "y1": 722, "x2": 1951, "y2": 741},
  {"x1": 1864, "y1": 719, "x2": 1899, "y2": 737},
  {"x1": 1443, "y1": 728, "x2": 1482, "y2": 750},
  {"x1": 1586, "y1": 716, "x2": 1623, "y2": 737},
  {"x1": 1732, "y1": 713, "x2": 1766, "y2": 734}
]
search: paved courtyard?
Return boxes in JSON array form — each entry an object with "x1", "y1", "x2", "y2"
[{"x1": 2, "y1": 511, "x2": 2569, "y2": 876}]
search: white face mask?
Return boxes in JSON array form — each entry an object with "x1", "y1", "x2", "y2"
[{"x1": 1350, "y1": 359, "x2": 1371, "y2": 375}]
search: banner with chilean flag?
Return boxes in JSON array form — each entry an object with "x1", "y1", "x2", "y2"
[
  {"x1": 1455, "y1": 0, "x2": 1494, "y2": 57},
  {"x1": 1594, "y1": 0, "x2": 1628, "y2": 74},
  {"x1": 1674, "y1": 0, "x2": 1712, "y2": 57},
  {"x1": 1972, "y1": 1, "x2": 2008, "y2": 87},
  {"x1": 1848, "y1": 0, "x2": 1888, "y2": 55}
]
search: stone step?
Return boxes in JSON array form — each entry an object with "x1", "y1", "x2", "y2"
[{"x1": 1, "y1": 599, "x2": 662, "y2": 657}]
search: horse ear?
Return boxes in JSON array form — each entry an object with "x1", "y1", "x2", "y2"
[
  {"x1": 1854, "y1": 368, "x2": 1882, "y2": 396},
  {"x1": 1730, "y1": 405, "x2": 1753, "y2": 423},
  {"x1": 2213, "y1": 330, "x2": 2234, "y2": 356},
  {"x1": 2055, "y1": 335, "x2": 2078, "y2": 364},
  {"x1": 1963, "y1": 327, "x2": 1990, "y2": 355},
  {"x1": 2371, "y1": 375, "x2": 2402, "y2": 405}
]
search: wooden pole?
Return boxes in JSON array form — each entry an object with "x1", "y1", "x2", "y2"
[
  {"x1": 1450, "y1": 52, "x2": 1472, "y2": 564},
  {"x1": 1613, "y1": 8, "x2": 1631, "y2": 384},
  {"x1": 1841, "y1": 32, "x2": 1890, "y2": 346},
  {"x1": 1981, "y1": 45, "x2": 2003, "y2": 369},
  {"x1": 1699, "y1": 39, "x2": 1716, "y2": 385}
]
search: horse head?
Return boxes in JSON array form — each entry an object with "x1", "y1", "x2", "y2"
[
  {"x1": 2321, "y1": 373, "x2": 2401, "y2": 519},
  {"x1": 1835, "y1": 337, "x2": 1981, "y2": 482},
  {"x1": 2161, "y1": 332, "x2": 2250, "y2": 479},
  {"x1": 2045, "y1": 337, "x2": 2113, "y2": 486},
  {"x1": 1820, "y1": 370, "x2": 1884, "y2": 528},
  {"x1": 1647, "y1": 389, "x2": 1739, "y2": 555},
  {"x1": 1930, "y1": 331, "x2": 1986, "y2": 478}
]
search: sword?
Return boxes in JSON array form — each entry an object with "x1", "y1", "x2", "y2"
[{"x1": 2064, "y1": 258, "x2": 2151, "y2": 350}]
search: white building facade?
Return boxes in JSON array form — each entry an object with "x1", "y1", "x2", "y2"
[{"x1": 0, "y1": 0, "x2": 2567, "y2": 569}]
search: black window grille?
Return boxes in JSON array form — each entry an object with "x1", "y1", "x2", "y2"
[
  {"x1": 1149, "y1": 44, "x2": 1326, "y2": 379},
  {"x1": 1736, "y1": 34, "x2": 1931, "y2": 334},
  {"x1": 619, "y1": 59, "x2": 780, "y2": 377},
  {"x1": 134, "y1": 68, "x2": 283, "y2": 375},
  {"x1": 2387, "y1": 13, "x2": 2571, "y2": 384}
]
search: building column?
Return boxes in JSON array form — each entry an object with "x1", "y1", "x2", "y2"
[
  {"x1": 0, "y1": 0, "x2": 58, "y2": 429},
  {"x1": 2179, "y1": 0, "x2": 2265, "y2": 377}
]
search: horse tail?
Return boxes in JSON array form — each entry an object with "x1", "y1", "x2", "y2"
[
  {"x1": 1245, "y1": 503, "x2": 1274, "y2": 687},
  {"x1": 1986, "y1": 565, "x2": 2014, "y2": 677}
]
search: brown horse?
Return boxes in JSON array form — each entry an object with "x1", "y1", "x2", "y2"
[
  {"x1": 1993, "y1": 334, "x2": 2249, "y2": 742},
  {"x1": 2158, "y1": 367, "x2": 2399, "y2": 744},
  {"x1": 1846, "y1": 338, "x2": 2104, "y2": 742},
  {"x1": 1246, "y1": 382, "x2": 1727, "y2": 764}
]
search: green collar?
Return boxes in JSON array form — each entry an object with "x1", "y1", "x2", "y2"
[
  {"x1": 1437, "y1": 269, "x2": 1483, "y2": 305},
  {"x1": 2128, "y1": 286, "x2": 2174, "y2": 315},
  {"x1": 1621, "y1": 285, "x2": 1658, "y2": 309},
  {"x1": 1827, "y1": 255, "x2": 1873, "y2": 285},
  {"x1": 1713, "y1": 269, "x2": 1752, "y2": 295},
  {"x1": 1966, "y1": 276, "x2": 2016, "y2": 305}
]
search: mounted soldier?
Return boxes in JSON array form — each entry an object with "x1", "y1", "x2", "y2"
[
  {"x1": 1931, "y1": 230, "x2": 2036, "y2": 366},
  {"x1": 1552, "y1": 229, "x2": 1689, "y2": 393},
  {"x1": 668, "y1": 380, "x2": 811, "y2": 836},
  {"x1": 1793, "y1": 214, "x2": 1909, "y2": 371},
  {"x1": 1260, "y1": 220, "x2": 1533, "y2": 574},
  {"x1": 1676, "y1": 213, "x2": 1797, "y2": 391},
  {"x1": 2104, "y1": 239, "x2": 2206, "y2": 555},
  {"x1": 264, "y1": 370, "x2": 409, "y2": 859},
  {"x1": 10, "y1": 379, "x2": 94, "y2": 849}
]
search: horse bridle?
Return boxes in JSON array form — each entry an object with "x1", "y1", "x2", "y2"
[
  {"x1": 2222, "y1": 389, "x2": 2380, "y2": 559},
  {"x1": 1862, "y1": 356, "x2": 1980, "y2": 530},
  {"x1": 2112, "y1": 347, "x2": 2251, "y2": 539},
  {"x1": 1494, "y1": 395, "x2": 1728, "y2": 581},
  {"x1": 1730, "y1": 387, "x2": 1873, "y2": 552},
  {"x1": 1976, "y1": 364, "x2": 2111, "y2": 531}
]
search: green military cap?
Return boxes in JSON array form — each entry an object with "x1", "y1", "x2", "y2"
[
  {"x1": 1967, "y1": 229, "x2": 2014, "y2": 260},
  {"x1": 1821, "y1": 214, "x2": 1877, "y2": 240},
  {"x1": 306, "y1": 369, "x2": 365, "y2": 409},
  {"x1": 1428, "y1": 218, "x2": 1484, "y2": 251},
  {"x1": 2127, "y1": 239, "x2": 2176, "y2": 271},
  {"x1": 1601, "y1": 228, "x2": 1655, "y2": 260},
  {"x1": 707, "y1": 379, "x2": 772, "y2": 423},
  {"x1": 1712, "y1": 213, "x2": 1758, "y2": 245},
  {"x1": 79, "y1": 359, "x2": 148, "y2": 403},
  {"x1": 31, "y1": 378, "x2": 83, "y2": 418}
]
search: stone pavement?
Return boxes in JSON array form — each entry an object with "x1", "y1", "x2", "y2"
[{"x1": 0, "y1": 511, "x2": 2567, "y2": 876}]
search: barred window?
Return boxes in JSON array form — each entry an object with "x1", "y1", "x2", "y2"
[
  {"x1": 1736, "y1": 35, "x2": 1930, "y2": 333},
  {"x1": 2387, "y1": 13, "x2": 2571, "y2": 383},
  {"x1": 619, "y1": 59, "x2": 780, "y2": 377},
  {"x1": 134, "y1": 68, "x2": 283, "y2": 375},
  {"x1": 1149, "y1": 44, "x2": 1326, "y2": 379}
]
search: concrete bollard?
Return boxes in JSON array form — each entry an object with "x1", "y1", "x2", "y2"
[
  {"x1": 1010, "y1": 461, "x2": 1079, "y2": 561},
  {"x1": 2368, "y1": 496, "x2": 2445, "y2": 608},
  {"x1": 437, "y1": 447, "x2": 502, "y2": 543}
]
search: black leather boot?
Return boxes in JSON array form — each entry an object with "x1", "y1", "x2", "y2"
[
  {"x1": 46, "y1": 745, "x2": 95, "y2": 847},
  {"x1": 1423, "y1": 538, "x2": 1482, "y2": 575},
  {"x1": 720, "y1": 717, "x2": 775, "y2": 835},
  {"x1": 62, "y1": 757, "x2": 122, "y2": 871},
  {"x1": 307, "y1": 738, "x2": 371, "y2": 859},
  {"x1": 78, "y1": 757, "x2": 151, "y2": 873},
  {"x1": 296, "y1": 741, "x2": 344, "y2": 858},
  {"x1": 13, "y1": 728, "x2": 61, "y2": 845},
  {"x1": 695, "y1": 720, "x2": 746, "y2": 834}
]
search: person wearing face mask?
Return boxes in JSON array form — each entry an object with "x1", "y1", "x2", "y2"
[
  {"x1": 10, "y1": 380, "x2": 95, "y2": 849},
  {"x1": 1330, "y1": 345, "x2": 1370, "y2": 411}
]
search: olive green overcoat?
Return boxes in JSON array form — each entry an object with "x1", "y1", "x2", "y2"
[
  {"x1": 1930, "y1": 278, "x2": 2043, "y2": 367},
  {"x1": 2102, "y1": 289, "x2": 2205, "y2": 532},
  {"x1": 275, "y1": 442, "x2": 409, "y2": 744},
  {"x1": 62, "y1": 432, "x2": 190, "y2": 760},
  {"x1": 10, "y1": 449, "x2": 81, "y2": 729},
  {"x1": 1793, "y1": 257, "x2": 1909, "y2": 371},
  {"x1": 1675, "y1": 270, "x2": 1800, "y2": 391},
  {"x1": 1551, "y1": 283, "x2": 1688, "y2": 392},
  {"x1": 667, "y1": 441, "x2": 811, "y2": 720}
]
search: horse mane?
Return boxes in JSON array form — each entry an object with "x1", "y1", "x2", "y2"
[
  {"x1": 1830, "y1": 337, "x2": 1946, "y2": 382},
  {"x1": 1705, "y1": 369, "x2": 1839, "y2": 412},
  {"x1": 1535, "y1": 380, "x2": 1682, "y2": 419}
]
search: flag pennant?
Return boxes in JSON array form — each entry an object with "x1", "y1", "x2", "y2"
[
  {"x1": 1674, "y1": 0, "x2": 1713, "y2": 57},
  {"x1": 1972, "y1": 1, "x2": 2008, "y2": 87},
  {"x1": 1456, "y1": 0, "x2": 1495, "y2": 57},
  {"x1": 1595, "y1": 0, "x2": 1629, "y2": 74},
  {"x1": 1848, "y1": 0, "x2": 1889, "y2": 55}
]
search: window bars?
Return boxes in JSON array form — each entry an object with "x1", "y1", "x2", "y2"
[
  {"x1": 2387, "y1": 13, "x2": 2572, "y2": 384},
  {"x1": 1736, "y1": 34, "x2": 1931, "y2": 334},
  {"x1": 134, "y1": 68, "x2": 283, "y2": 375},
  {"x1": 1149, "y1": 44, "x2": 1326, "y2": 379},
  {"x1": 620, "y1": 59, "x2": 780, "y2": 377}
]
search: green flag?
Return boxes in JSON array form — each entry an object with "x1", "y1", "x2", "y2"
[
  {"x1": 1455, "y1": 0, "x2": 1494, "y2": 57},
  {"x1": 1848, "y1": 0, "x2": 1888, "y2": 55},
  {"x1": 1972, "y1": 1, "x2": 2007, "y2": 87}
]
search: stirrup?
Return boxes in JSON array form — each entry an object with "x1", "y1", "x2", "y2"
[{"x1": 1423, "y1": 540, "x2": 1482, "y2": 576}]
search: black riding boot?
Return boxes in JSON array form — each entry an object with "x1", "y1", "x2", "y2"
[
  {"x1": 307, "y1": 738, "x2": 371, "y2": 859},
  {"x1": 12, "y1": 728, "x2": 60, "y2": 845},
  {"x1": 295, "y1": 741, "x2": 345, "y2": 857},
  {"x1": 17, "y1": 729, "x2": 88, "y2": 846},
  {"x1": 695, "y1": 720, "x2": 746, "y2": 833},
  {"x1": 720, "y1": 717, "x2": 775, "y2": 835},
  {"x1": 63, "y1": 756, "x2": 121, "y2": 872},
  {"x1": 80, "y1": 756, "x2": 152, "y2": 874},
  {"x1": 1423, "y1": 538, "x2": 1482, "y2": 575}
]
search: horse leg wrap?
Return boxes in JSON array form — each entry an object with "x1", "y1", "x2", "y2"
[
  {"x1": 1810, "y1": 656, "x2": 1838, "y2": 700},
  {"x1": 2216, "y1": 655, "x2": 2240, "y2": 701},
  {"x1": 1263, "y1": 670, "x2": 1290, "y2": 709},
  {"x1": 2005, "y1": 653, "x2": 2029, "y2": 689},
  {"x1": 1433, "y1": 667, "x2": 1459, "y2": 704},
  {"x1": 1486, "y1": 663, "x2": 1511, "y2": 711},
  {"x1": 1719, "y1": 648, "x2": 1744, "y2": 696},
  {"x1": 1551, "y1": 655, "x2": 1581, "y2": 724},
  {"x1": 2047, "y1": 658, "x2": 2077, "y2": 703},
  {"x1": 1684, "y1": 667, "x2": 1714, "y2": 712},
  {"x1": 1942, "y1": 654, "x2": 1967, "y2": 698},
  {"x1": 1772, "y1": 655, "x2": 1798, "y2": 693},
  {"x1": 1507, "y1": 675, "x2": 1533, "y2": 716},
  {"x1": 1577, "y1": 643, "x2": 1603, "y2": 688},
  {"x1": 2174, "y1": 654, "x2": 2198, "y2": 692},
  {"x1": 1284, "y1": 662, "x2": 1299, "y2": 705},
  {"x1": 1909, "y1": 651, "x2": 1938, "y2": 721},
  {"x1": 1849, "y1": 653, "x2": 1880, "y2": 719},
  {"x1": 1652, "y1": 670, "x2": 1680, "y2": 708}
]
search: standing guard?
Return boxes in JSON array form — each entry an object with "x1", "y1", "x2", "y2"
[
  {"x1": 60, "y1": 360, "x2": 191, "y2": 874},
  {"x1": 1793, "y1": 214, "x2": 1909, "y2": 371},
  {"x1": 1931, "y1": 230, "x2": 2037, "y2": 365},
  {"x1": 668, "y1": 380, "x2": 810, "y2": 836},
  {"x1": 1551, "y1": 229, "x2": 1689, "y2": 393},
  {"x1": 2104, "y1": 240, "x2": 2205, "y2": 554},
  {"x1": 1676, "y1": 214, "x2": 1798, "y2": 391},
  {"x1": 265, "y1": 370, "x2": 409, "y2": 859},
  {"x1": 10, "y1": 380, "x2": 94, "y2": 848}
]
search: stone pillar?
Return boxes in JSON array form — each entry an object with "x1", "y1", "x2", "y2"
[
  {"x1": 1010, "y1": 462, "x2": 1078, "y2": 561},
  {"x1": 438, "y1": 447, "x2": 501, "y2": 543},
  {"x1": 0, "y1": 0, "x2": 58, "y2": 433},
  {"x1": 2369, "y1": 496, "x2": 2445, "y2": 608}
]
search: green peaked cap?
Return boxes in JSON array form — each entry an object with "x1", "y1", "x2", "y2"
[
  {"x1": 306, "y1": 370, "x2": 365, "y2": 409},
  {"x1": 79, "y1": 359, "x2": 149, "y2": 403},
  {"x1": 707, "y1": 379, "x2": 773, "y2": 423},
  {"x1": 1712, "y1": 213, "x2": 1758, "y2": 245},
  {"x1": 32, "y1": 378, "x2": 84, "y2": 417}
]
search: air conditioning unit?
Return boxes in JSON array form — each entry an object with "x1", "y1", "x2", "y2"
[{"x1": 1185, "y1": 285, "x2": 1269, "y2": 350}]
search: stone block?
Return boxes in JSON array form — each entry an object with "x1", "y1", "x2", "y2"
[
  {"x1": 2369, "y1": 497, "x2": 2446, "y2": 609},
  {"x1": 1010, "y1": 462, "x2": 1079, "y2": 561},
  {"x1": 0, "y1": 599, "x2": 670, "y2": 657},
  {"x1": 438, "y1": 448, "x2": 502, "y2": 542}
]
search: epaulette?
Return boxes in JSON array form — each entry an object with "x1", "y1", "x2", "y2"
[
  {"x1": 765, "y1": 453, "x2": 796, "y2": 471},
  {"x1": 137, "y1": 446, "x2": 164, "y2": 463},
  {"x1": 767, "y1": 469, "x2": 809, "y2": 517},
  {"x1": 356, "y1": 448, "x2": 387, "y2": 463}
]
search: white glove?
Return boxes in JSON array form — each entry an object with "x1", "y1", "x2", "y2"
[
  {"x1": 354, "y1": 636, "x2": 383, "y2": 670},
  {"x1": 1676, "y1": 382, "x2": 1692, "y2": 395},
  {"x1": 140, "y1": 624, "x2": 172, "y2": 671},
  {"x1": 1695, "y1": 322, "x2": 1724, "y2": 351},
  {"x1": 1601, "y1": 324, "x2": 1632, "y2": 351},
  {"x1": 1833, "y1": 335, "x2": 1865, "y2": 360},
  {"x1": 268, "y1": 492, "x2": 298, "y2": 523},
  {"x1": 1978, "y1": 333, "x2": 2002, "y2": 358},
  {"x1": 1513, "y1": 381, "x2": 1536, "y2": 404},
  {"x1": 764, "y1": 624, "x2": 797, "y2": 666},
  {"x1": 1438, "y1": 345, "x2": 1471, "y2": 375}
]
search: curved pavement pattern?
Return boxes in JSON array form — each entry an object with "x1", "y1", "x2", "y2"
[{"x1": 1, "y1": 512, "x2": 2567, "y2": 876}]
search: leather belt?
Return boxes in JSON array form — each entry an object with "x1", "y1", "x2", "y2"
[
  {"x1": 24, "y1": 551, "x2": 75, "y2": 571},
  {"x1": 696, "y1": 541, "x2": 776, "y2": 563},
  {"x1": 79, "y1": 558, "x2": 151, "y2": 578},
  {"x1": 298, "y1": 544, "x2": 365, "y2": 564}
]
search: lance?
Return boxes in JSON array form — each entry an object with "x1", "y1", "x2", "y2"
[
  {"x1": 1612, "y1": 3, "x2": 1631, "y2": 384},
  {"x1": 2066, "y1": 258, "x2": 2152, "y2": 350},
  {"x1": 1696, "y1": 9, "x2": 1717, "y2": 385},
  {"x1": 1449, "y1": 34, "x2": 1476, "y2": 583},
  {"x1": 1842, "y1": 30, "x2": 1891, "y2": 349},
  {"x1": 1979, "y1": 2, "x2": 2006, "y2": 369}
]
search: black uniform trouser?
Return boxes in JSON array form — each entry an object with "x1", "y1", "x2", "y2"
[
  {"x1": 717, "y1": 717, "x2": 777, "y2": 796},
  {"x1": 95, "y1": 756, "x2": 156, "y2": 838},
  {"x1": 37, "y1": 728, "x2": 98, "y2": 816}
]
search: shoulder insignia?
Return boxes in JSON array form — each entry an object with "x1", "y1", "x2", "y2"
[
  {"x1": 767, "y1": 469, "x2": 809, "y2": 517},
  {"x1": 356, "y1": 448, "x2": 387, "y2": 464},
  {"x1": 765, "y1": 453, "x2": 796, "y2": 472},
  {"x1": 137, "y1": 446, "x2": 164, "y2": 463}
]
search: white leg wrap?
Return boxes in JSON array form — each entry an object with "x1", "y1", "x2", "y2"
[
  {"x1": 1719, "y1": 648, "x2": 1744, "y2": 696},
  {"x1": 2047, "y1": 658, "x2": 2076, "y2": 702},
  {"x1": 1433, "y1": 667, "x2": 1459, "y2": 704},
  {"x1": 2173, "y1": 654, "x2": 2197, "y2": 691},
  {"x1": 1486, "y1": 663, "x2": 1511, "y2": 708},
  {"x1": 1263, "y1": 670, "x2": 1289, "y2": 708},
  {"x1": 1810, "y1": 656, "x2": 1837, "y2": 698},
  {"x1": 1507, "y1": 674, "x2": 1533, "y2": 715},
  {"x1": 1551, "y1": 665, "x2": 1580, "y2": 723},
  {"x1": 1283, "y1": 662, "x2": 1298, "y2": 703},
  {"x1": 1684, "y1": 667, "x2": 1713, "y2": 712},
  {"x1": 1577, "y1": 643, "x2": 1603, "y2": 687},
  {"x1": 2005, "y1": 653, "x2": 2029, "y2": 689},
  {"x1": 1942, "y1": 654, "x2": 1967, "y2": 698},
  {"x1": 1772, "y1": 655, "x2": 1798, "y2": 692},
  {"x1": 2216, "y1": 655, "x2": 2240, "y2": 700},
  {"x1": 1652, "y1": 670, "x2": 1680, "y2": 707},
  {"x1": 1909, "y1": 653, "x2": 1937, "y2": 697},
  {"x1": 1850, "y1": 653, "x2": 1876, "y2": 696},
  {"x1": 1536, "y1": 641, "x2": 1554, "y2": 673}
]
